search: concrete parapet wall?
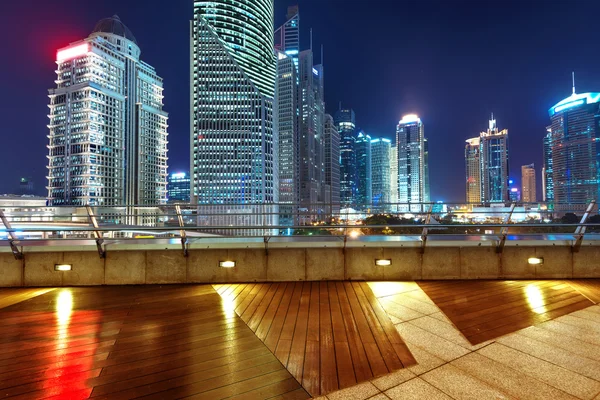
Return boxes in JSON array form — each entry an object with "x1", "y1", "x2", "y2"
[{"x1": 0, "y1": 245, "x2": 599, "y2": 287}]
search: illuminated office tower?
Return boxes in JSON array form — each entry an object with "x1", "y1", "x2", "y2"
[
  {"x1": 275, "y1": 49, "x2": 299, "y2": 226},
  {"x1": 465, "y1": 137, "x2": 482, "y2": 203},
  {"x1": 390, "y1": 146, "x2": 398, "y2": 210},
  {"x1": 424, "y1": 138, "x2": 430, "y2": 202},
  {"x1": 521, "y1": 163, "x2": 536, "y2": 203},
  {"x1": 336, "y1": 108, "x2": 357, "y2": 208},
  {"x1": 396, "y1": 114, "x2": 429, "y2": 211},
  {"x1": 168, "y1": 172, "x2": 191, "y2": 203},
  {"x1": 298, "y1": 50, "x2": 328, "y2": 214},
  {"x1": 371, "y1": 138, "x2": 392, "y2": 211},
  {"x1": 480, "y1": 116, "x2": 509, "y2": 203},
  {"x1": 355, "y1": 130, "x2": 372, "y2": 210},
  {"x1": 548, "y1": 86, "x2": 600, "y2": 210},
  {"x1": 324, "y1": 114, "x2": 340, "y2": 213},
  {"x1": 191, "y1": 1, "x2": 277, "y2": 227},
  {"x1": 274, "y1": 5, "x2": 299, "y2": 65},
  {"x1": 47, "y1": 16, "x2": 168, "y2": 209},
  {"x1": 542, "y1": 127, "x2": 554, "y2": 202}
]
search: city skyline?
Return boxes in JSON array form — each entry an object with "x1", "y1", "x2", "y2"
[{"x1": 2, "y1": 0, "x2": 600, "y2": 201}]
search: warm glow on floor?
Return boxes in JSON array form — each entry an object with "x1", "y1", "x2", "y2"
[
  {"x1": 367, "y1": 281, "x2": 419, "y2": 298},
  {"x1": 524, "y1": 284, "x2": 547, "y2": 314}
]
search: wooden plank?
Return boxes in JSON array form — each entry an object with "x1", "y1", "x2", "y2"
[
  {"x1": 287, "y1": 283, "x2": 311, "y2": 382},
  {"x1": 248, "y1": 283, "x2": 281, "y2": 332},
  {"x1": 255, "y1": 283, "x2": 288, "y2": 339},
  {"x1": 319, "y1": 281, "x2": 338, "y2": 394},
  {"x1": 240, "y1": 283, "x2": 272, "y2": 323},
  {"x1": 264, "y1": 282, "x2": 296, "y2": 352},
  {"x1": 301, "y1": 340, "x2": 320, "y2": 396}
]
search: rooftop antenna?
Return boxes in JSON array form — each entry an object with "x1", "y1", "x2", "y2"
[{"x1": 572, "y1": 71, "x2": 576, "y2": 95}]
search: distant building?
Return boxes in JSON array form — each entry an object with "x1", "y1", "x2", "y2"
[
  {"x1": 355, "y1": 130, "x2": 372, "y2": 210},
  {"x1": 390, "y1": 146, "x2": 398, "y2": 210},
  {"x1": 542, "y1": 126, "x2": 554, "y2": 202},
  {"x1": 509, "y1": 187, "x2": 521, "y2": 203},
  {"x1": 18, "y1": 178, "x2": 35, "y2": 196},
  {"x1": 274, "y1": 5, "x2": 300, "y2": 65},
  {"x1": 324, "y1": 114, "x2": 340, "y2": 214},
  {"x1": 47, "y1": 15, "x2": 168, "y2": 209},
  {"x1": 465, "y1": 137, "x2": 481, "y2": 203},
  {"x1": 521, "y1": 164, "x2": 536, "y2": 203},
  {"x1": 167, "y1": 172, "x2": 190, "y2": 204},
  {"x1": 371, "y1": 138, "x2": 392, "y2": 212},
  {"x1": 548, "y1": 88, "x2": 600, "y2": 211},
  {"x1": 480, "y1": 116, "x2": 509, "y2": 203},
  {"x1": 396, "y1": 114, "x2": 429, "y2": 211},
  {"x1": 336, "y1": 108, "x2": 357, "y2": 208}
]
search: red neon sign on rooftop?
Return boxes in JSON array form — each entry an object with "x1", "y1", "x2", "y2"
[{"x1": 56, "y1": 43, "x2": 89, "y2": 62}]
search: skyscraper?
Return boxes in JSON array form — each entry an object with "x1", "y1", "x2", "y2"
[
  {"x1": 480, "y1": 116, "x2": 509, "y2": 203},
  {"x1": 542, "y1": 126, "x2": 554, "y2": 202},
  {"x1": 548, "y1": 88, "x2": 600, "y2": 210},
  {"x1": 168, "y1": 172, "x2": 191, "y2": 204},
  {"x1": 47, "y1": 16, "x2": 168, "y2": 208},
  {"x1": 274, "y1": 6, "x2": 300, "y2": 60},
  {"x1": 521, "y1": 164, "x2": 536, "y2": 203},
  {"x1": 390, "y1": 146, "x2": 398, "y2": 210},
  {"x1": 465, "y1": 137, "x2": 481, "y2": 203},
  {"x1": 355, "y1": 130, "x2": 372, "y2": 209},
  {"x1": 336, "y1": 108, "x2": 357, "y2": 209},
  {"x1": 371, "y1": 138, "x2": 392, "y2": 212},
  {"x1": 396, "y1": 114, "x2": 429, "y2": 211},
  {"x1": 191, "y1": 1, "x2": 277, "y2": 227},
  {"x1": 275, "y1": 49, "x2": 299, "y2": 226},
  {"x1": 324, "y1": 114, "x2": 340, "y2": 214}
]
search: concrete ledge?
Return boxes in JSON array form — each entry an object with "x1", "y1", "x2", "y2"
[{"x1": 1, "y1": 243, "x2": 599, "y2": 287}]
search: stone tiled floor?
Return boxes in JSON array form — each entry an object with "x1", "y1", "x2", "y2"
[{"x1": 315, "y1": 282, "x2": 600, "y2": 400}]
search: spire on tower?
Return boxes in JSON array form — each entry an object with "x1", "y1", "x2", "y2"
[{"x1": 572, "y1": 71, "x2": 576, "y2": 95}]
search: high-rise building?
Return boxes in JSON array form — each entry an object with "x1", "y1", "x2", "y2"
[
  {"x1": 168, "y1": 172, "x2": 191, "y2": 203},
  {"x1": 275, "y1": 5, "x2": 300, "y2": 64},
  {"x1": 355, "y1": 130, "x2": 372, "y2": 209},
  {"x1": 336, "y1": 108, "x2": 357, "y2": 209},
  {"x1": 298, "y1": 50, "x2": 327, "y2": 214},
  {"x1": 18, "y1": 178, "x2": 35, "y2": 196},
  {"x1": 480, "y1": 116, "x2": 509, "y2": 203},
  {"x1": 275, "y1": 50, "x2": 299, "y2": 226},
  {"x1": 47, "y1": 16, "x2": 168, "y2": 208},
  {"x1": 542, "y1": 126, "x2": 554, "y2": 202},
  {"x1": 521, "y1": 163, "x2": 536, "y2": 203},
  {"x1": 390, "y1": 146, "x2": 398, "y2": 210},
  {"x1": 324, "y1": 114, "x2": 340, "y2": 214},
  {"x1": 396, "y1": 114, "x2": 429, "y2": 211},
  {"x1": 371, "y1": 138, "x2": 391, "y2": 212},
  {"x1": 191, "y1": 1, "x2": 277, "y2": 227},
  {"x1": 548, "y1": 88, "x2": 600, "y2": 210},
  {"x1": 465, "y1": 137, "x2": 481, "y2": 203},
  {"x1": 509, "y1": 187, "x2": 521, "y2": 202}
]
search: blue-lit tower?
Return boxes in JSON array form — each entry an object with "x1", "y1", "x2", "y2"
[
  {"x1": 371, "y1": 138, "x2": 392, "y2": 212},
  {"x1": 355, "y1": 130, "x2": 372, "y2": 210},
  {"x1": 542, "y1": 126, "x2": 554, "y2": 202},
  {"x1": 336, "y1": 108, "x2": 357, "y2": 209},
  {"x1": 480, "y1": 116, "x2": 509, "y2": 203}
]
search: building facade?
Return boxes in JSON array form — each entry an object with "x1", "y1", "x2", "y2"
[
  {"x1": 542, "y1": 126, "x2": 554, "y2": 202},
  {"x1": 390, "y1": 146, "x2": 398, "y2": 210},
  {"x1": 191, "y1": 1, "x2": 278, "y2": 228},
  {"x1": 324, "y1": 114, "x2": 340, "y2": 214},
  {"x1": 355, "y1": 131, "x2": 372, "y2": 210},
  {"x1": 480, "y1": 117, "x2": 509, "y2": 203},
  {"x1": 521, "y1": 163, "x2": 536, "y2": 203},
  {"x1": 371, "y1": 138, "x2": 391, "y2": 212},
  {"x1": 47, "y1": 16, "x2": 168, "y2": 209},
  {"x1": 396, "y1": 114, "x2": 429, "y2": 211},
  {"x1": 465, "y1": 137, "x2": 481, "y2": 203},
  {"x1": 336, "y1": 108, "x2": 357, "y2": 209},
  {"x1": 548, "y1": 91, "x2": 600, "y2": 210},
  {"x1": 167, "y1": 172, "x2": 191, "y2": 203}
]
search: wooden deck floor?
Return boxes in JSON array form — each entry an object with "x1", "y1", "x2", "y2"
[
  {"x1": 214, "y1": 282, "x2": 416, "y2": 397},
  {"x1": 418, "y1": 280, "x2": 596, "y2": 344},
  {"x1": 0, "y1": 285, "x2": 309, "y2": 400}
]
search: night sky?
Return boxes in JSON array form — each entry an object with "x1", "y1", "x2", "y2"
[{"x1": 3, "y1": 0, "x2": 600, "y2": 202}]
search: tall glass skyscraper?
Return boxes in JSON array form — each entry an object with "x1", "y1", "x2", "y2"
[
  {"x1": 396, "y1": 115, "x2": 429, "y2": 211},
  {"x1": 480, "y1": 117, "x2": 509, "y2": 203},
  {"x1": 355, "y1": 131, "x2": 372, "y2": 210},
  {"x1": 548, "y1": 90, "x2": 600, "y2": 210},
  {"x1": 465, "y1": 137, "x2": 481, "y2": 203},
  {"x1": 324, "y1": 114, "x2": 340, "y2": 214},
  {"x1": 191, "y1": 1, "x2": 277, "y2": 227},
  {"x1": 274, "y1": 5, "x2": 299, "y2": 62},
  {"x1": 390, "y1": 146, "x2": 398, "y2": 210},
  {"x1": 336, "y1": 108, "x2": 357, "y2": 209},
  {"x1": 47, "y1": 16, "x2": 168, "y2": 209},
  {"x1": 542, "y1": 126, "x2": 554, "y2": 202},
  {"x1": 371, "y1": 138, "x2": 391, "y2": 211}
]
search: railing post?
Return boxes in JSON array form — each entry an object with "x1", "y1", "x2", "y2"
[
  {"x1": 420, "y1": 203, "x2": 434, "y2": 254},
  {"x1": 175, "y1": 204, "x2": 188, "y2": 257},
  {"x1": 573, "y1": 200, "x2": 596, "y2": 253},
  {"x1": 496, "y1": 203, "x2": 516, "y2": 254},
  {"x1": 0, "y1": 208, "x2": 23, "y2": 260},
  {"x1": 85, "y1": 205, "x2": 105, "y2": 259}
]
